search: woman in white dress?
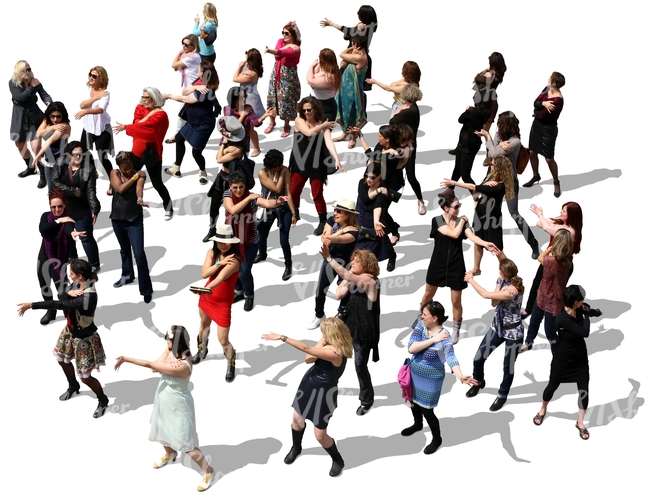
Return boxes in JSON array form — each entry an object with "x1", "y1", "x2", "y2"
[{"x1": 114, "y1": 325, "x2": 214, "y2": 492}]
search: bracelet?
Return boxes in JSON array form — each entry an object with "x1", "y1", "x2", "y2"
[
  {"x1": 137, "y1": 197, "x2": 144, "y2": 203},
  {"x1": 280, "y1": 335, "x2": 287, "y2": 342},
  {"x1": 132, "y1": 173, "x2": 139, "y2": 181},
  {"x1": 214, "y1": 260, "x2": 221, "y2": 267},
  {"x1": 451, "y1": 181, "x2": 455, "y2": 187}
]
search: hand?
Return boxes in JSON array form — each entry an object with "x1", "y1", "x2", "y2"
[
  {"x1": 484, "y1": 180, "x2": 499, "y2": 187},
  {"x1": 431, "y1": 330, "x2": 450, "y2": 343},
  {"x1": 500, "y1": 141, "x2": 511, "y2": 152},
  {"x1": 268, "y1": 108, "x2": 277, "y2": 117},
  {"x1": 194, "y1": 14, "x2": 200, "y2": 23},
  {"x1": 98, "y1": 90, "x2": 109, "y2": 99},
  {"x1": 542, "y1": 101, "x2": 556, "y2": 113},
  {"x1": 74, "y1": 109, "x2": 87, "y2": 120},
  {"x1": 112, "y1": 122, "x2": 125, "y2": 134},
  {"x1": 277, "y1": 195, "x2": 288, "y2": 205},
  {"x1": 319, "y1": 18, "x2": 331, "y2": 28},
  {"x1": 74, "y1": 187, "x2": 82, "y2": 198},
  {"x1": 68, "y1": 289, "x2": 84, "y2": 298},
  {"x1": 348, "y1": 126, "x2": 362, "y2": 136},
  {"x1": 441, "y1": 178, "x2": 453, "y2": 188},
  {"x1": 71, "y1": 230, "x2": 87, "y2": 240},
  {"x1": 261, "y1": 332, "x2": 283, "y2": 341},
  {"x1": 374, "y1": 221, "x2": 386, "y2": 237},
  {"x1": 137, "y1": 170, "x2": 147, "y2": 180},
  {"x1": 114, "y1": 356, "x2": 128, "y2": 371},
  {"x1": 358, "y1": 22, "x2": 366, "y2": 31},
  {"x1": 238, "y1": 60, "x2": 246, "y2": 69},
  {"x1": 137, "y1": 200, "x2": 149, "y2": 208},
  {"x1": 319, "y1": 244, "x2": 331, "y2": 260},
  {"x1": 466, "y1": 105, "x2": 474, "y2": 111},
  {"x1": 30, "y1": 77, "x2": 41, "y2": 87},
  {"x1": 383, "y1": 148, "x2": 398, "y2": 156},
  {"x1": 194, "y1": 85, "x2": 209, "y2": 95},
  {"x1": 240, "y1": 108, "x2": 251, "y2": 118},
  {"x1": 199, "y1": 22, "x2": 205, "y2": 30},
  {"x1": 485, "y1": 242, "x2": 500, "y2": 255},
  {"x1": 365, "y1": 78, "x2": 375, "y2": 85},
  {"x1": 464, "y1": 271, "x2": 474, "y2": 282},
  {"x1": 321, "y1": 120, "x2": 336, "y2": 131},
  {"x1": 530, "y1": 204, "x2": 543, "y2": 216},
  {"x1": 247, "y1": 193, "x2": 261, "y2": 201},
  {"x1": 58, "y1": 216, "x2": 75, "y2": 224},
  {"x1": 474, "y1": 129, "x2": 488, "y2": 138},
  {"x1": 221, "y1": 254, "x2": 237, "y2": 266},
  {"x1": 335, "y1": 160, "x2": 346, "y2": 173},
  {"x1": 16, "y1": 302, "x2": 32, "y2": 316},
  {"x1": 461, "y1": 375, "x2": 479, "y2": 386},
  {"x1": 91, "y1": 213, "x2": 97, "y2": 225},
  {"x1": 264, "y1": 46, "x2": 270, "y2": 54},
  {"x1": 460, "y1": 215, "x2": 470, "y2": 224},
  {"x1": 291, "y1": 214, "x2": 297, "y2": 227}
]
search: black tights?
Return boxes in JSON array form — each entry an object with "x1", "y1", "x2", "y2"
[
  {"x1": 404, "y1": 149, "x2": 423, "y2": 201},
  {"x1": 175, "y1": 132, "x2": 206, "y2": 171},
  {"x1": 410, "y1": 403, "x2": 441, "y2": 438},
  {"x1": 59, "y1": 361, "x2": 108, "y2": 403},
  {"x1": 543, "y1": 380, "x2": 589, "y2": 410}
]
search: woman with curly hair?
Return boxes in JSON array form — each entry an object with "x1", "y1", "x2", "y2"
[
  {"x1": 265, "y1": 21, "x2": 301, "y2": 138},
  {"x1": 307, "y1": 48, "x2": 342, "y2": 122},
  {"x1": 262, "y1": 318, "x2": 353, "y2": 477},
  {"x1": 34, "y1": 102, "x2": 71, "y2": 191}
]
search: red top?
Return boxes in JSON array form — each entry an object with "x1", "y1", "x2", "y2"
[
  {"x1": 537, "y1": 255, "x2": 571, "y2": 315},
  {"x1": 533, "y1": 87, "x2": 564, "y2": 125},
  {"x1": 273, "y1": 39, "x2": 300, "y2": 86},
  {"x1": 124, "y1": 105, "x2": 169, "y2": 160}
]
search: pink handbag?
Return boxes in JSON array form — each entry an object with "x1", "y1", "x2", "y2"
[{"x1": 397, "y1": 358, "x2": 412, "y2": 402}]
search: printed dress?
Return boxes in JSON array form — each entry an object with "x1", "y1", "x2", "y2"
[
  {"x1": 267, "y1": 39, "x2": 301, "y2": 121},
  {"x1": 408, "y1": 323, "x2": 459, "y2": 409},
  {"x1": 335, "y1": 64, "x2": 367, "y2": 131}
]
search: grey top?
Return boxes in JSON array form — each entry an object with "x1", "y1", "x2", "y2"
[{"x1": 486, "y1": 135, "x2": 521, "y2": 186}]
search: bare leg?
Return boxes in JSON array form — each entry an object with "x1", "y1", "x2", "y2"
[
  {"x1": 217, "y1": 324, "x2": 233, "y2": 360},
  {"x1": 472, "y1": 245, "x2": 484, "y2": 274},
  {"x1": 292, "y1": 410, "x2": 306, "y2": 430},
  {"x1": 282, "y1": 119, "x2": 291, "y2": 136},
  {"x1": 15, "y1": 141, "x2": 31, "y2": 160},
  {"x1": 420, "y1": 284, "x2": 439, "y2": 308},
  {"x1": 537, "y1": 400, "x2": 549, "y2": 417},
  {"x1": 163, "y1": 446, "x2": 177, "y2": 457},
  {"x1": 198, "y1": 308, "x2": 212, "y2": 342},
  {"x1": 250, "y1": 128, "x2": 261, "y2": 155},
  {"x1": 450, "y1": 290, "x2": 463, "y2": 322},
  {"x1": 186, "y1": 448, "x2": 214, "y2": 476},
  {"x1": 314, "y1": 426, "x2": 333, "y2": 449}
]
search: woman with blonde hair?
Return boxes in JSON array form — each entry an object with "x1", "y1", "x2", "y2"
[
  {"x1": 76, "y1": 66, "x2": 114, "y2": 177},
  {"x1": 441, "y1": 154, "x2": 514, "y2": 275},
  {"x1": 262, "y1": 318, "x2": 353, "y2": 477},
  {"x1": 193, "y1": 3, "x2": 218, "y2": 63},
  {"x1": 464, "y1": 258, "x2": 525, "y2": 411},
  {"x1": 10, "y1": 60, "x2": 52, "y2": 179},
  {"x1": 307, "y1": 48, "x2": 342, "y2": 122}
]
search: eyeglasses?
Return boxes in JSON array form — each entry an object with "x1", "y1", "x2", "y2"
[
  {"x1": 50, "y1": 114, "x2": 63, "y2": 120},
  {"x1": 50, "y1": 204, "x2": 64, "y2": 210},
  {"x1": 364, "y1": 174, "x2": 378, "y2": 180},
  {"x1": 282, "y1": 31, "x2": 291, "y2": 36},
  {"x1": 334, "y1": 208, "x2": 343, "y2": 214},
  {"x1": 231, "y1": 185, "x2": 245, "y2": 190},
  {"x1": 88, "y1": 73, "x2": 98, "y2": 79},
  {"x1": 71, "y1": 153, "x2": 83, "y2": 158},
  {"x1": 141, "y1": 95, "x2": 151, "y2": 100},
  {"x1": 302, "y1": 107, "x2": 313, "y2": 113}
]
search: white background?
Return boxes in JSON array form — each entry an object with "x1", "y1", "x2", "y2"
[{"x1": 2, "y1": 1, "x2": 646, "y2": 494}]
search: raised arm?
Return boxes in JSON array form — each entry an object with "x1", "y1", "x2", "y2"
[
  {"x1": 216, "y1": 145, "x2": 243, "y2": 164},
  {"x1": 441, "y1": 178, "x2": 476, "y2": 192},
  {"x1": 205, "y1": 257, "x2": 240, "y2": 291},
  {"x1": 294, "y1": 116, "x2": 335, "y2": 137},
  {"x1": 223, "y1": 194, "x2": 260, "y2": 215},
  {"x1": 555, "y1": 312, "x2": 590, "y2": 338},
  {"x1": 464, "y1": 273, "x2": 515, "y2": 306},
  {"x1": 319, "y1": 245, "x2": 378, "y2": 301},
  {"x1": 114, "y1": 355, "x2": 191, "y2": 378},
  {"x1": 261, "y1": 333, "x2": 343, "y2": 367},
  {"x1": 437, "y1": 217, "x2": 469, "y2": 239}
]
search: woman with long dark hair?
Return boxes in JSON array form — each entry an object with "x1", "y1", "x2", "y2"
[
  {"x1": 17, "y1": 259, "x2": 108, "y2": 418},
  {"x1": 366, "y1": 60, "x2": 421, "y2": 117},
  {"x1": 334, "y1": 35, "x2": 368, "y2": 149},
  {"x1": 307, "y1": 48, "x2": 342, "y2": 122},
  {"x1": 34, "y1": 102, "x2": 71, "y2": 191},
  {"x1": 464, "y1": 259, "x2": 524, "y2": 411},
  {"x1": 115, "y1": 325, "x2": 215, "y2": 491}
]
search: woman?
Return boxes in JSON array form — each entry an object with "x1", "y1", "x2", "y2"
[
  {"x1": 320, "y1": 5, "x2": 378, "y2": 87},
  {"x1": 34, "y1": 102, "x2": 72, "y2": 192},
  {"x1": 114, "y1": 326, "x2": 215, "y2": 491},
  {"x1": 110, "y1": 151, "x2": 153, "y2": 303},
  {"x1": 289, "y1": 96, "x2": 342, "y2": 236},
  {"x1": 464, "y1": 259, "x2": 524, "y2": 411},
  {"x1": 321, "y1": 246, "x2": 380, "y2": 415},
  {"x1": 307, "y1": 198, "x2": 359, "y2": 329},
  {"x1": 449, "y1": 90, "x2": 492, "y2": 187},
  {"x1": 520, "y1": 229, "x2": 573, "y2": 354},
  {"x1": 203, "y1": 116, "x2": 247, "y2": 242},
  {"x1": 164, "y1": 34, "x2": 202, "y2": 144},
  {"x1": 37, "y1": 189, "x2": 86, "y2": 325},
  {"x1": 475, "y1": 111, "x2": 541, "y2": 259},
  {"x1": 10, "y1": 60, "x2": 52, "y2": 179},
  {"x1": 533, "y1": 285, "x2": 602, "y2": 441},
  {"x1": 193, "y1": 3, "x2": 218, "y2": 63},
  {"x1": 441, "y1": 155, "x2": 515, "y2": 275},
  {"x1": 402, "y1": 301, "x2": 477, "y2": 454},
  {"x1": 233, "y1": 51, "x2": 275, "y2": 157},
  {"x1": 307, "y1": 49, "x2": 342, "y2": 122},
  {"x1": 522, "y1": 72, "x2": 566, "y2": 197},
  {"x1": 389, "y1": 84, "x2": 425, "y2": 214},
  {"x1": 113, "y1": 87, "x2": 173, "y2": 220},
  {"x1": 522, "y1": 201, "x2": 583, "y2": 318},
  {"x1": 76, "y1": 66, "x2": 114, "y2": 177},
  {"x1": 265, "y1": 22, "x2": 301, "y2": 138},
  {"x1": 17, "y1": 259, "x2": 109, "y2": 419},
  {"x1": 366, "y1": 60, "x2": 420, "y2": 117},
  {"x1": 262, "y1": 318, "x2": 352, "y2": 477},
  {"x1": 191, "y1": 224, "x2": 241, "y2": 382},
  {"x1": 420, "y1": 190, "x2": 499, "y2": 344},
  {"x1": 223, "y1": 171, "x2": 287, "y2": 312},
  {"x1": 255, "y1": 149, "x2": 297, "y2": 281},
  {"x1": 475, "y1": 52, "x2": 507, "y2": 132},
  {"x1": 356, "y1": 160, "x2": 397, "y2": 271},
  {"x1": 164, "y1": 60, "x2": 220, "y2": 185},
  {"x1": 52, "y1": 141, "x2": 101, "y2": 272},
  {"x1": 334, "y1": 35, "x2": 368, "y2": 148}
]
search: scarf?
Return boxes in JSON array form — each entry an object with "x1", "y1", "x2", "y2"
[
  {"x1": 43, "y1": 211, "x2": 69, "y2": 278},
  {"x1": 225, "y1": 189, "x2": 255, "y2": 261}
]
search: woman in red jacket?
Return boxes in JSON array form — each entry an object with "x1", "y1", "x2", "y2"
[{"x1": 113, "y1": 87, "x2": 174, "y2": 220}]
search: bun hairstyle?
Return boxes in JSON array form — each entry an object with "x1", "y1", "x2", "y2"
[
  {"x1": 423, "y1": 301, "x2": 448, "y2": 326},
  {"x1": 563, "y1": 285, "x2": 586, "y2": 308},
  {"x1": 69, "y1": 259, "x2": 98, "y2": 283},
  {"x1": 165, "y1": 325, "x2": 192, "y2": 360},
  {"x1": 438, "y1": 189, "x2": 458, "y2": 210},
  {"x1": 499, "y1": 258, "x2": 524, "y2": 295}
]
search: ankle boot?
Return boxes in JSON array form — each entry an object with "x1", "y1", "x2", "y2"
[
  {"x1": 40, "y1": 308, "x2": 57, "y2": 326},
  {"x1": 192, "y1": 336, "x2": 209, "y2": 365},
  {"x1": 202, "y1": 226, "x2": 216, "y2": 243},
  {"x1": 423, "y1": 436, "x2": 443, "y2": 455},
  {"x1": 18, "y1": 164, "x2": 37, "y2": 178},
  {"x1": 93, "y1": 393, "x2": 109, "y2": 418},
  {"x1": 225, "y1": 349, "x2": 236, "y2": 382},
  {"x1": 324, "y1": 440, "x2": 344, "y2": 477},
  {"x1": 59, "y1": 380, "x2": 81, "y2": 401},
  {"x1": 314, "y1": 213, "x2": 327, "y2": 236},
  {"x1": 401, "y1": 405, "x2": 424, "y2": 436},
  {"x1": 284, "y1": 427, "x2": 305, "y2": 464},
  {"x1": 37, "y1": 165, "x2": 47, "y2": 189}
]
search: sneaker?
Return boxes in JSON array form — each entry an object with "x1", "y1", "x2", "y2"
[
  {"x1": 164, "y1": 209, "x2": 174, "y2": 221},
  {"x1": 198, "y1": 170, "x2": 208, "y2": 185},
  {"x1": 164, "y1": 163, "x2": 182, "y2": 178},
  {"x1": 233, "y1": 291, "x2": 245, "y2": 303},
  {"x1": 244, "y1": 296, "x2": 254, "y2": 312},
  {"x1": 307, "y1": 315, "x2": 324, "y2": 330}
]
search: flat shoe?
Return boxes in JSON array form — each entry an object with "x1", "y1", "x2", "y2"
[
  {"x1": 164, "y1": 138, "x2": 175, "y2": 144},
  {"x1": 356, "y1": 404, "x2": 372, "y2": 416},
  {"x1": 153, "y1": 452, "x2": 177, "y2": 469},
  {"x1": 198, "y1": 471, "x2": 214, "y2": 491},
  {"x1": 418, "y1": 202, "x2": 426, "y2": 215},
  {"x1": 113, "y1": 276, "x2": 134, "y2": 288},
  {"x1": 490, "y1": 396, "x2": 507, "y2": 412},
  {"x1": 576, "y1": 423, "x2": 590, "y2": 440},
  {"x1": 251, "y1": 149, "x2": 261, "y2": 157},
  {"x1": 533, "y1": 413, "x2": 546, "y2": 426}
]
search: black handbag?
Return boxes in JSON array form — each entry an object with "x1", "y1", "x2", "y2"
[
  {"x1": 387, "y1": 189, "x2": 402, "y2": 203},
  {"x1": 178, "y1": 105, "x2": 188, "y2": 120},
  {"x1": 359, "y1": 226, "x2": 376, "y2": 240}
]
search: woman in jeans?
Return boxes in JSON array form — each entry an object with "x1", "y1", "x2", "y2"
[
  {"x1": 254, "y1": 149, "x2": 297, "y2": 281},
  {"x1": 51, "y1": 141, "x2": 101, "y2": 272},
  {"x1": 109, "y1": 151, "x2": 153, "y2": 303}
]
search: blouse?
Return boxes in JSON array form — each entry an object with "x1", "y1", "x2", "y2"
[{"x1": 82, "y1": 89, "x2": 112, "y2": 136}]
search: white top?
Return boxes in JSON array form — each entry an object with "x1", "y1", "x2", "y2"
[
  {"x1": 181, "y1": 52, "x2": 201, "y2": 88},
  {"x1": 313, "y1": 86, "x2": 336, "y2": 100},
  {"x1": 82, "y1": 89, "x2": 112, "y2": 136}
]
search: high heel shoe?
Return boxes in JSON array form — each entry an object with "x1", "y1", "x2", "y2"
[
  {"x1": 192, "y1": 336, "x2": 209, "y2": 365},
  {"x1": 522, "y1": 174, "x2": 541, "y2": 188},
  {"x1": 59, "y1": 383, "x2": 80, "y2": 401},
  {"x1": 153, "y1": 451, "x2": 177, "y2": 469},
  {"x1": 553, "y1": 180, "x2": 561, "y2": 198}
]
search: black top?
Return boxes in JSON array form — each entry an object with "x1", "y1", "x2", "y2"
[
  {"x1": 457, "y1": 107, "x2": 488, "y2": 154},
  {"x1": 327, "y1": 217, "x2": 359, "y2": 263},
  {"x1": 289, "y1": 131, "x2": 333, "y2": 180},
  {"x1": 51, "y1": 158, "x2": 100, "y2": 218},
  {"x1": 551, "y1": 308, "x2": 593, "y2": 383},
  {"x1": 341, "y1": 22, "x2": 377, "y2": 52},
  {"x1": 355, "y1": 179, "x2": 392, "y2": 261},
  {"x1": 110, "y1": 171, "x2": 143, "y2": 222},
  {"x1": 186, "y1": 89, "x2": 220, "y2": 126},
  {"x1": 364, "y1": 144, "x2": 403, "y2": 191},
  {"x1": 38, "y1": 211, "x2": 76, "y2": 263},
  {"x1": 473, "y1": 182, "x2": 505, "y2": 249},
  {"x1": 32, "y1": 284, "x2": 98, "y2": 338},
  {"x1": 347, "y1": 276, "x2": 380, "y2": 360},
  {"x1": 389, "y1": 104, "x2": 420, "y2": 147}
]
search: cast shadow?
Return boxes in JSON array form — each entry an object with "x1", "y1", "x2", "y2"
[
  {"x1": 102, "y1": 377, "x2": 193, "y2": 414},
  {"x1": 516, "y1": 168, "x2": 622, "y2": 201},
  {"x1": 416, "y1": 149, "x2": 455, "y2": 167},
  {"x1": 96, "y1": 300, "x2": 162, "y2": 333},
  {"x1": 93, "y1": 246, "x2": 167, "y2": 275},
  {"x1": 151, "y1": 263, "x2": 204, "y2": 298}
]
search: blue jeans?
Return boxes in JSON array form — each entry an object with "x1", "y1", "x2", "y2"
[
  {"x1": 314, "y1": 258, "x2": 346, "y2": 318},
  {"x1": 74, "y1": 212, "x2": 100, "y2": 269},
  {"x1": 524, "y1": 302, "x2": 559, "y2": 353},
  {"x1": 111, "y1": 217, "x2": 152, "y2": 296},
  {"x1": 472, "y1": 327, "x2": 522, "y2": 398},
  {"x1": 235, "y1": 242, "x2": 259, "y2": 297},
  {"x1": 44, "y1": 166, "x2": 53, "y2": 194},
  {"x1": 256, "y1": 206, "x2": 293, "y2": 267}
]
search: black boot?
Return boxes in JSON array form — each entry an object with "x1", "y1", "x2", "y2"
[
  {"x1": 40, "y1": 308, "x2": 57, "y2": 326},
  {"x1": 59, "y1": 380, "x2": 81, "y2": 401},
  {"x1": 284, "y1": 427, "x2": 305, "y2": 464},
  {"x1": 37, "y1": 165, "x2": 47, "y2": 189},
  {"x1": 423, "y1": 436, "x2": 443, "y2": 455},
  {"x1": 18, "y1": 158, "x2": 37, "y2": 178},
  {"x1": 202, "y1": 226, "x2": 216, "y2": 243},
  {"x1": 93, "y1": 393, "x2": 109, "y2": 418},
  {"x1": 401, "y1": 405, "x2": 424, "y2": 436},
  {"x1": 314, "y1": 213, "x2": 327, "y2": 236},
  {"x1": 225, "y1": 349, "x2": 236, "y2": 382},
  {"x1": 192, "y1": 336, "x2": 209, "y2": 365},
  {"x1": 324, "y1": 440, "x2": 344, "y2": 477}
]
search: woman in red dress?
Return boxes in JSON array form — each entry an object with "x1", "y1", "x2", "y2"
[{"x1": 190, "y1": 224, "x2": 241, "y2": 382}]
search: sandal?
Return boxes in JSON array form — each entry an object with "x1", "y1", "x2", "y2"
[
  {"x1": 332, "y1": 133, "x2": 347, "y2": 143},
  {"x1": 281, "y1": 130, "x2": 290, "y2": 138},
  {"x1": 418, "y1": 202, "x2": 426, "y2": 215},
  {"x1": 533, "y1": 413, "x2": 546, "y2": 426},
  {"x1": 264, "y1": 123, "x2": 275, "y2": 134},
  {"x1": 164, "y1": 138, "x2": 175, "y2": 144},
  {"x1": 576, "y1": 423, "x2": 590, "y2": 440},
  {"x1": 347, "y1": 137, "x2": 357, "y2": 149}
]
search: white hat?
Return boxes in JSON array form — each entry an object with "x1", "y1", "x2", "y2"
[
  {"x1": 332, "y1": 198, "x2": 359, "y2": 214},
  {"x1": 209, "y1": 224, "x2": 241, "y2": 244}
]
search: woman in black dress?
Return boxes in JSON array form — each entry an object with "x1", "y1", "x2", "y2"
[
  {"x1": 419, "y1": 190, "x2": 499, "y2": 344},
  {"x1": 262, "y1": 318, "x2": 353, "y2": 476},
  {"x1": 441, "y1": 155, "x2": 514, "y2": 275},
  {"x1": 17, "y1": 259, "x2": 109, "y2": 418},
  {"x1": 321, "y1": 246, "x2": 380, "y2": 416},
  {"x1": 522, "y1": 72, "x2": 565, "y2": 197},
  {"x1": 533, "y1": 285, "x2": 601, "y2": 440}
]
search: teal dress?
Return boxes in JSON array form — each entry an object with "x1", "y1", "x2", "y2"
[{"x1": 335, "y1": 63, "x2": 367, "y2": 131}]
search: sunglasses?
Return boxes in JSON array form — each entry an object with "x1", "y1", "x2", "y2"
[
  {"x1": 334, "y1": 208, "x2": 343, "y2": 214},
  {"x1": 302, "y1": 108, "x2": 313, "y2": 113},
  {"x1": 50, "y1": 204, "x2": 64, "y2": 210},
  {"x1": 71, "y1": 153, "x2": 83, "y2": 158},
  {"x1": 282, "y1": 31, "x2": 291, "y2": 36},
  {"x1": 450, "y1": 204, "x2": 461, "y2": 210},
  {"x1": 364, "y1": 174, "x2": 378, "y2": 180},
  {"x1": 50, "y1": 114, "x2": 63, "y2": 120},
  {"x1": 88, "y1": 73, "x2": 98, "y2": 79},
  {"x1": 25, "y1": 67, "x2": 33, "y2": 72},
  {"x1": 182, "y1": 42, "x2": 192, "y2": 48},
  {"x1": 141, "y1": 95, "x2": 151, "y2": 100}
]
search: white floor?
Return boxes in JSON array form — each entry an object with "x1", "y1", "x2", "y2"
[{"x1": 2, "y1": 2, "x2": 645, "y2": 494}]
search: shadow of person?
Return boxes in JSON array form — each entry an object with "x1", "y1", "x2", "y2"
[{"x1": 101, "y1": 376, "x2": 183, "y2": 414}]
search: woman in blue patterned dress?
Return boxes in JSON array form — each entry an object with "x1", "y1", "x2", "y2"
[
  {"x1": 334, "y1": 35, "x2": 368, "y2": 149},
  {"x1": 401, "y1": 301, "x2": 477, "y2": 454},
  {"x1": 464, "y1": 258, "x2": 524, "y2": 412}
]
